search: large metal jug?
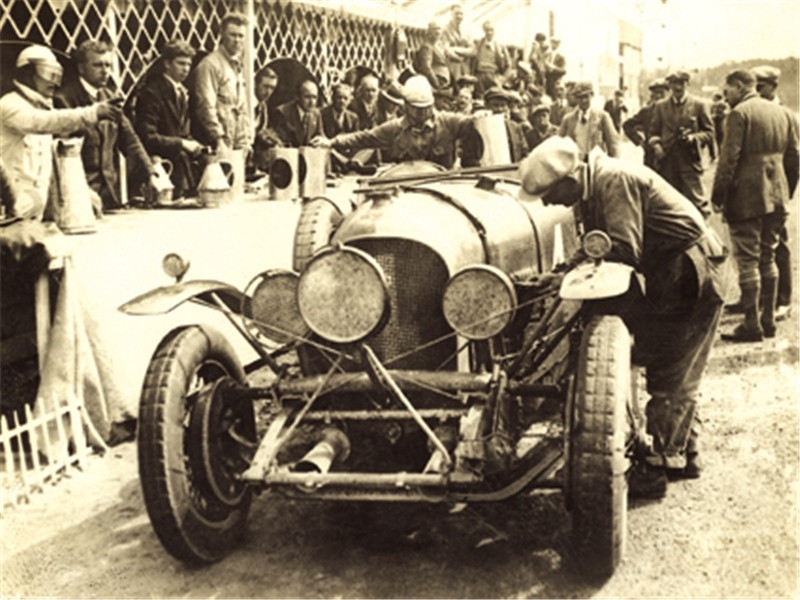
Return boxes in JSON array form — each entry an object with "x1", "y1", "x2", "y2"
[
  {"x1": 53, "y1": 137, "x2": 96, "y2": 234},
  {"x1": 198, "y1": 158, "x2": 233, "y2": 207},
  {"x1": 145, "y1": 156, "x2": 174, "y2": 206}
]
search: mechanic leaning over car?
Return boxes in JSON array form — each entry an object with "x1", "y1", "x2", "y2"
[
  {"x1": 311, "y1": 75, "x2": 481, "y2": 169},
  {"x1": 520, "y1": 136, "x2": 727, "y2": 499}
]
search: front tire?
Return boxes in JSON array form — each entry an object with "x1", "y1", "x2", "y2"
[
  {"x1": 138, "y1": 325, "x2": 253, "y2": 564},
  {"x1": 569, "y1": 315, "x2": 630, "y2": 580}
]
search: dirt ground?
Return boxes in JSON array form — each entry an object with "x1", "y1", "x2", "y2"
[{"x1": 1, "y1": 166, "x2": 799, "y2": 599}]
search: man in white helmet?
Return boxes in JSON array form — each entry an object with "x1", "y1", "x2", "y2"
[
  {"x1": 311, "y1": 75, "x2": 480, "y2": 168},
  {"x1": 520, "y1": 136, "x2": 726, "y2": 499},
  {"x1": 0, "y1": 44, "x2": 122, "y2": 220}
]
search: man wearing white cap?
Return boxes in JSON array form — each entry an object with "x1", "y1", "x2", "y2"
[
  {"x1": 520, "y1": 136, "x2": 726, "y2": 498},
  {"x1": 0, "y1": 45, "x2": 122, "y2": 220},
  {"x1": 311, "y1": 75, "x2": 479, "y2": 169}
]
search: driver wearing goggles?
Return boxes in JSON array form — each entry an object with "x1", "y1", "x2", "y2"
[{"x1": 312, "y1": 75, "x2": 481, "y2": 169}]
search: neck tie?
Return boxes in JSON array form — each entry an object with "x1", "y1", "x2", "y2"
[{"x1": 581, "y1": 112, "x2": 587, "y2": 125}]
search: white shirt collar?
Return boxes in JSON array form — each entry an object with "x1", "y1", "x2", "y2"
[{"x1": 79, "y1": 76, "x2": 101, "y2": 101}]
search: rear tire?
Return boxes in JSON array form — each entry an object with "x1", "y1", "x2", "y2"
[
  {"x1": 138, "y1": 325, "x2": 252, "y2": 564},
  {"x1": 569, "y1": 315, "x2": 630, "y2": 580}
]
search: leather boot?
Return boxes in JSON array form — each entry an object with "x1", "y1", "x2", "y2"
[
  {"x1": 721, "y1": 280, "x2": 763, "y2": 342},
  {"x1": 760, "y1": 276, "x2": 778, "y2": 338}
]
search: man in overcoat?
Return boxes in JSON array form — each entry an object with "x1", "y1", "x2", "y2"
[
  {"x1": 647, "y1": 71, "x2": 715, "y2": 217},
  {"x1": 712, "y1": 70, "x2": 799, "y2": 342},
  {"x1": 622, "y1": 78, "x2": 668, "y2": 168}
]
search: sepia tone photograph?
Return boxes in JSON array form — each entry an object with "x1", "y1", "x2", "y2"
[{"x1": 0, "y1": 0, "x2": 797, "y2": 597}]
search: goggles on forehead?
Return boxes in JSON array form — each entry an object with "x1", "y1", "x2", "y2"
[{"x1": 34, "y1": 63, "x2": 63, "y2": 86}]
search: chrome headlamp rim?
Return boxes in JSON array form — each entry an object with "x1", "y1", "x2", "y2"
[
  {"x1": 297, "y1": 245, "x2": 390, "y2": 344},
  {"x1": 582, "y1": 229, "x2": 613, "y2": 260},
  {"x1": 243, "y1": 269, "x2": 309, "y2": 345},
  {"x1": 442, "y1": 264, "x2": 518, "y2": 341}
]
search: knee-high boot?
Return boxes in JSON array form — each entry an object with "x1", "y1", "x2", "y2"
[{"x1": 760, "y1": 276, "x2": 778, "y2": 337}]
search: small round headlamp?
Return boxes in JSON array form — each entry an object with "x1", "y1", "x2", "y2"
[
  {"x1": 244, "y1": 270, "x2": 309, "y2": 345},
  {"x1": 162, "y1": 253, "x2": 190, "y2": 281},
  {"x1": 582, "y1": 230, "x2": 613, "y2": 259},
  {"x1": 297, "y1": 246, "x2": 390, "y2": 344},
  {"x1": 442, "y1": 265, "x2": 517, "y2": 340}
]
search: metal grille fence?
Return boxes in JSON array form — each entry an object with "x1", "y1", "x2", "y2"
[{"x1": 0, "y1": 0, "x2": 421, "y2": 96}]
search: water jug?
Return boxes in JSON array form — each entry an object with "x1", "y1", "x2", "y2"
[
  {"x1": 53, "y1": 137, "x2": 96, "y2": 234},
  {"x1": 198, "y1": 159, "x2": 233, "y2": 208},
  {"x1": 146, "y1": 156, "x2": 174, "y2": 206}
]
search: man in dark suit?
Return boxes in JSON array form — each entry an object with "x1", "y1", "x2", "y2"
[
  {"x1": 320, "y1": 83, "x2": 359, "y2": 173},
  {"x1": 648, "y1": 71, "x2": 715, "y2": 217},
  {"x1": 252, "y1": 66, "x2": 282, "y2": 173},
  {"x1": 273, "y1": 80, "x2": 323, "y2": 148},
  {"x1": 413, "y1": 21, "x2": 451, "y2": 91},
  {"x1": 558, "y1": 81, "x2": 619, "y2": 159},
  {"x1": 603, "y1": 89, "x2": 628, "y2": 132},
  {"x1": 623, "y1": 78, "x2": 668, "y2": 168},
  {"x1": 349, "y1": 74, "x2": 380, "y2": 131},
  {"x1": 713, "y1": 70, "x2": 799, "y2": 342},
  {"x1": 55, "y1": 40, "x2": 156, "y2": 212},
  {"x1": 134, "y1": 40, "x2": 205, "y2": 200}
]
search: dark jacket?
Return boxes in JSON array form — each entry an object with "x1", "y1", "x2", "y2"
[
  {"x1": 55, "y1": 77, "x2": 152, "y2": 210},
  {"x1": 414, "y1": 41, "x2": 450, "y2": 90},
  {"x1": 134, "y1": 75, "x2": 198, "y2": 196},
  {"x1": 711, "y1": 92, "x2": 799, "y2": 222},
  {"x1": 273, "y1": 100, "x2": 323, "y2": 148},
  {"x1": 506, "y1": 119, "x2": 530, "y2": 163},
  {"x1": 348, "y1": 98, "x2": 378, "y2": 131},
  {"x1": 623, "y1": 103, "x2": 657, "y2": 167},
  {"x1": 647, "y1": 94, "x2": 714, "y2": 169},
  {"x1": 525, "y1": 122, "x2": 558, "y2": 150},
  {"x1": 320, "y1": 105, "x2": 360, "y2": 138},
  {"x1": 603, "y1": 98, "x2": 628, "y2": 132}
]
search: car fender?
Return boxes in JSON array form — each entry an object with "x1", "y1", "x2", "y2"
[
  {"x1": 559, "y1": 261, "x2": 640, "y2": 300},
  {"x1": 118, "y1": 280, "x2": 246, "y2": 316}
]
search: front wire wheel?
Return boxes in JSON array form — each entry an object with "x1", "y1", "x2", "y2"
[
  {"x1": 138, "y1": 325, "x2": 254, "y2": 564},
  {"x1": 568, "y1": 315, "x2": 631, "y2": 580}
]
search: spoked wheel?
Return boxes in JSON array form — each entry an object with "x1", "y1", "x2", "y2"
[
  {"x1": 567, "y1": 314, "x2": 631, "y2": 580},
  {"x1": 138, "y1": 325, "x2": 255, "y2": 564}
]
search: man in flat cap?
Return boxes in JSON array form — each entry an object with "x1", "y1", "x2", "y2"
[
  {"x1": 525, "y1": 104, "x2": 557, "y2": 150},
  {"x1": 603, "y1": 89, "x2": 628, "y2": 133},
  {"x1": 752, "y1": 65, "x2": 799, "y2": 322},
  {"x1": 558, "y1": 81, "x2": 619, "y2": 159},
  {"x1": 311, "y1": 75, "x2": 479, "y2": 168},
  {"x1": 520, "y1": 136, "x2": 727, "y2": 498},
  {"x1": 484, "y1": 86, "x2": 529, "y2": 162},
  {"x1": 647, "y1": 70, "x2": 715, "y2": 217},
  {"x1": 623, "y1": 78, "x2": 668, "y2": 168},
  {"x1": 713, "y1": 69, "x2": 799, "y2": 342}
]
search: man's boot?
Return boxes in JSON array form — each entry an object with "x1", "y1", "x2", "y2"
[
  {"x1": 760, "y1": 276, "x2": 778, "y2": 338},
  {"x1": 721, "y1": 280, "x2": 763, "y2": 342}
]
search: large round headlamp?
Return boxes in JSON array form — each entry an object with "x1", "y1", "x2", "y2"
[
  {"x1": 442, "y1": 265, "x2": 517, "y2": 340},
  {"x1": 582, "y1": 230, "x2": 613, "y2": 260},
  {"x1": 297, "y1": 246, "x2": 390, "y2": 344},
  {"x1": 244, "y1": 270, "x2": 309, "y2": 345}
]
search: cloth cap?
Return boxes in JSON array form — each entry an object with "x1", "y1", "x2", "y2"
[
  {"x1": 572, "y1": 81, "x2": 594, "y2": 97},
  {"x1": 550, "y1": 37, "x2": 560, "y2": 43},
  {"x1": 403, "y1": 75, "x2": 434, "y2": 107},
  {"x1": 666, "y1": 70, "x2": 691, "y2": 83},
  {"x1": 648, "y1": 77, "x2": 668, "y2": 91},
  {"x1": 484, "y1": 86, "x2": 511, "y2": 104},
  {"x1": 752, "y1": 65, "x2": 780, "y2": 85},
  {"x1": 518, "y1": 136, "x2": 580, "y2": 195},
  {"x1": 531, "y1": 104, "x2": 551, "y2": 116},
  {"x1": 456, "y1": 74, "x2": 478, "y2": 86},
  {"x1": 16, "y1": 45, "x2": 60, "y2": 68},
  {"x1": 614, "y1": 89, "x2": 625, "y2": 97},
  {"x1": 507, "y1": 90, "x2": 523, "y2": 105},
  {"x1": 517, "y1": 61, "x2": 532, "y2": 75}
]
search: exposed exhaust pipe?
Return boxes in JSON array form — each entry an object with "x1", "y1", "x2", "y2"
[{"x1": 293, "y1": 428, "x2": 351, "y2": 474}]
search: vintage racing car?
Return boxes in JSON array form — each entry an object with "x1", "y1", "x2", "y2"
[{"x1": 120, "y1": 162, "x2": 643, "y2": 580}]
